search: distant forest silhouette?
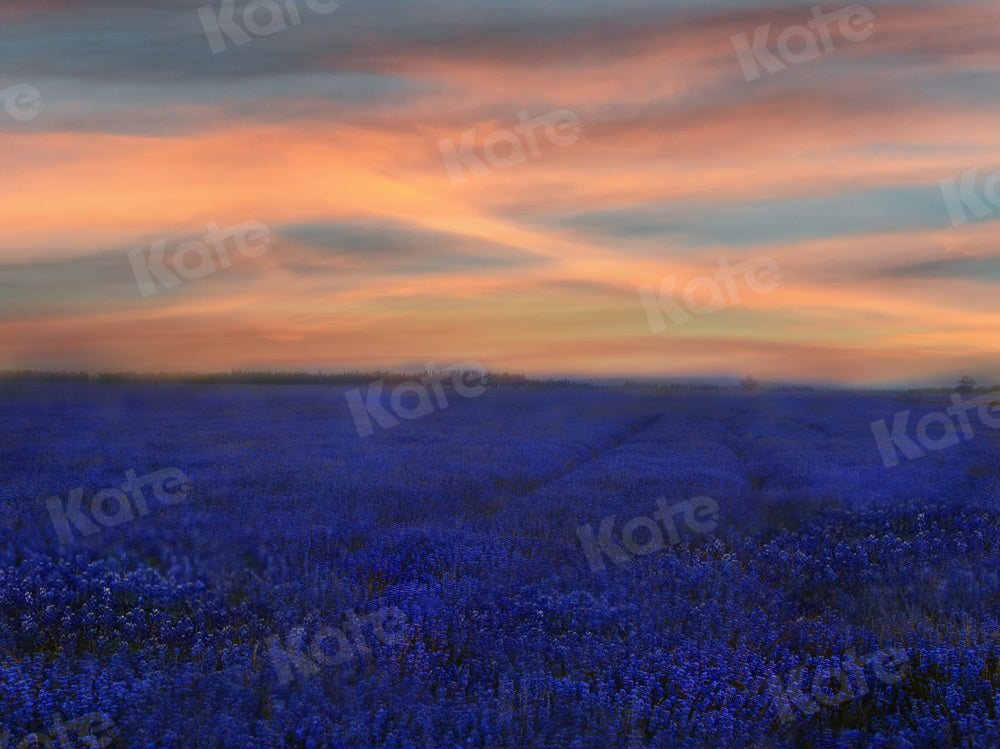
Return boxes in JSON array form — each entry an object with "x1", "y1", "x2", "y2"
[
  {"x1": 0, "y1": 369, "x2": 569, "y2": 388},
  {"x1": 0, "y1": 370, "x2": 995, "y2": 394}
]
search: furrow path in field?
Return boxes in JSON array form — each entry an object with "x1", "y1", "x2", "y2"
[{"x1": 492, "y1": 413, "x2": 664, "y2": 506}]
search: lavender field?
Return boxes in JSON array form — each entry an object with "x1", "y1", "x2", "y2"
[{"x1": 0, "y1": 382, "x2": 998, "y2": 747}]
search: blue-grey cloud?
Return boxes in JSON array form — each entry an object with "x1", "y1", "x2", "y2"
[
  {"x1": 542, "y1": 184, "x2": 973, "y2": 249},
  {"x1": 278, "y1": 220, "x2": 547, "y2": 274}
]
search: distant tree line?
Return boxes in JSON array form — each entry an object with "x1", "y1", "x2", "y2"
[
  {"x1": 0, "y1": 369, "x2": 590, "y2": 389},
  {"x1": 905, "y1": 376, "x2": 1000, "y2": 396},
  {"x1": 6, "y1": 369, "x2": 989, "y2": 393}
]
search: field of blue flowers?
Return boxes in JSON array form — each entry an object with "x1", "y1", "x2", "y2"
[{"x1": 1, "y1": 382, "x2": 998, "y2": 748}]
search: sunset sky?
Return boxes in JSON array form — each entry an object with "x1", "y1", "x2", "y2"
[{"x1": 1, "y1": 0, "x2": 998, "y2": 386}]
